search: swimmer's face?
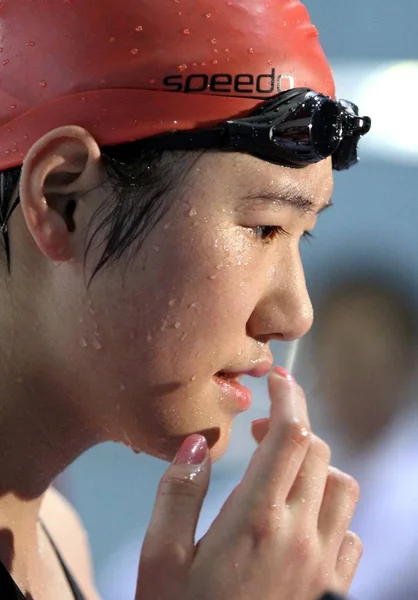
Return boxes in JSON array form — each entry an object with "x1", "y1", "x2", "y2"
[{"x1": 17, "y1": 131, "x2": 333, "y2": 460}]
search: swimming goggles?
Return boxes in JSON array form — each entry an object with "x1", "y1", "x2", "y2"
[{"x1": 138, "y1": 87, "x2": 371, "y2": 171}]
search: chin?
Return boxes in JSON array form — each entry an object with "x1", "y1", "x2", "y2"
[
  {"x1": 207, "y1": 426, "x2": 233, "y2": 462},
  {"x1": 141, "y1": 421, "x2": 233, "y2": 463}
]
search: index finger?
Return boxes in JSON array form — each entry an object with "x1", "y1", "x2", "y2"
[
  {"x1": 251, "y1": 364, "x2": 309, "y2": 444},
  {"x1": 235, "y1": 369, "x2": 311, "y2": 514}
]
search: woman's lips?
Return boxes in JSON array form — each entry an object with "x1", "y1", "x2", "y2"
[
  {"x1": 213, "y1": 373, "x2": 252, "y2": 411},
  {"x1": 213, "y1": 361, "x2": 272, "y2": 411}
]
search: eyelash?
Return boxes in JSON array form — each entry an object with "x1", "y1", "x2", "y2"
[{"x1": 253, "y1": 226, "x2": 315, "y2": 243}]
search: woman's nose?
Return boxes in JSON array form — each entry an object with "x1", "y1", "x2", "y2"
[{"x1": 246, "y1": 254, "x2": 313, "y2": 342}]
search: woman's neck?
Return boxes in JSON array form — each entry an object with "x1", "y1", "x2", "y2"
[{"x1": 0, "y1": 368, "x2": 98, "y2": 575}]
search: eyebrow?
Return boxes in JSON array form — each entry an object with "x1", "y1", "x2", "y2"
[{"x1": 240, "y1": 184, "x2": 333, "y2": 215}]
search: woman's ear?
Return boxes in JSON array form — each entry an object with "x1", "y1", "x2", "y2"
[{"x1": 19, "y1": 126, "x2": 103, "y2": 262}]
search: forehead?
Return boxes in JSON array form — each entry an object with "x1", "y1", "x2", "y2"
[{"x1": 191, "y1": 152, "x2": 334, "y2": 211}]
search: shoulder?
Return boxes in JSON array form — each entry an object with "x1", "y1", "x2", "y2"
[{"x1": 40, "y1": 486, "x2": 101, "y2": 600}]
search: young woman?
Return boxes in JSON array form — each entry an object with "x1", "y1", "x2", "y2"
[{"x1": 0, "y1": 1, "x2": 371, "y2": 599}]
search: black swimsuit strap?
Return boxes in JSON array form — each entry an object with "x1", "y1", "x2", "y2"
[
  {"x1": 0, "y1": 559, "x2": 25, "y2": 599},
  {"x1": 40, "y1": 521, "x2": 86, "y2": 600},
  {"x1": 0, "y1": 523, "x2": 86, "y2": 600}
]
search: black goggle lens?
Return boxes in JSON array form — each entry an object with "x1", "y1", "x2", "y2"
[
  {"x1": 266, "y1": 93, "x2": 369, "y2": 169},
  {"x1": 268, "y1": 94, "x2": 355, "y2": 164}
]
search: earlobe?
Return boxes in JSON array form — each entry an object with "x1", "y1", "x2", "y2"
[{"x1": 19, "y1": 126, "x2": 102, "y2": 263}]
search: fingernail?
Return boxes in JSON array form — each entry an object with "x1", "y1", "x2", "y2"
[
  {"x1": 252, "y1": 418, "x2": 268, "y2": 427},
  {"x1": 174, "y1": 434, "x2": 208, "y2": 466},
  {"x1": 273, "y1": 365, "x2": 295, "y2": 382}
]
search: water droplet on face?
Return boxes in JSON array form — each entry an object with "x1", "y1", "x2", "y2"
[
  {"x1": 223, "y1": 48, "x2": 230, "y2": 53},
  {"x1": 210, "y1": 38, "x2": 217, "y2": 44},
  {"x1": 147, "y1": 331, "x2": 153, "y2": 341},
  {"x1": 89, "y1": 307, "x2": 96, "y2": 316},
  {"x1": 109, "y1": 37, "x2": 116, "y2": 43},
  {"x1": 79, "y1": 337, "x2": 88, "y2": 348},
  {"x1": 135, "y1": 25, "x2": 143, "y2": 32},
  {"x1": 189, "y1": 302, "x2": 198, "y2": 308},
  {"x1": 248, "y1": 47, "x2": 254, "y2": 54},
  {"x1": 131, "y1": 48, "x2": 139, "y2": 56},
  {"x1": 149, "y1": 78, "x2": 156, "y2": 84},
  {"x1": 216, "y1": 264, "x2": 222, "y2": 270},
  {"x1": 180, "y1": 332, "x2": 187, "y2": 341},
  {"x1": 189, "y1": 208, "x2": 197, "y2": 217},
  {"x1": 174, "y1": 321, "x2": 181, "y2": 329},
  {"x1": 169, "y1": 299, "x2": 176, "y2": 307},
  {"x1": 152, "y1": 245, "x2": 160, "y2": 252},
  {"x1": 26, "y1": 40, "x2": 36, "y2": 47},
  {"x1": 208, "y1": 274, "x2": 217, "y2": 280},
  {"x1": 267, "y1": 59, "x2": 273, "y2": 65},
  {"x1": 39, "y1": 80, "x2": 47, "y2": 87},
  {"x1": 205, "y1": 12, "x2": 212, "y2": 18},
  {"x1": 183, "y1": 28, "x2": 190, "y2": 35},
  {"x1": 227, "y1": 1, "x2": 233, "y2": 5},
  {"x1": 212, "y1": 59, "x2": 218, "y2": 65},
  {"x1": 93, "y1": 339, "x2": 103, "y2": 351},
  {"x1": 190, "y1": 375, "x2": 197, "y2": 382},
  {"x1": 119, "y1": 383, "x2": 126, "y2": 392},
  {"x1": 178, "y1": 63, "x2": 187, "y2": 72},
  {"x1": 213, "y1": 48, "x2": 219, "y2": 54},
  {"x1": 200, "y1": 61, "x2": 206, "y2": 66},
  {"x1": 3, "y1": 60, "x2": 10, "y2": 66}
]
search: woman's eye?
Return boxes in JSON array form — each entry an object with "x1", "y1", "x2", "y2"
[
  {"x1": 253, "y1": 225, "x2": 289, "y2": 242},
  {"x1": 252, "y1": 226, "x2": 315, "y2": 243}
]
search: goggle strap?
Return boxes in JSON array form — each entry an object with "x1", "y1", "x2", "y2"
[{"x1": 137, "y1": 126, "x2": 229, "y2": 152}]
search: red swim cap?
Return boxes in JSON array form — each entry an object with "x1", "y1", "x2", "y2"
[{"x1": 0, "y1": 0, "x2": 334, "y2": 170}]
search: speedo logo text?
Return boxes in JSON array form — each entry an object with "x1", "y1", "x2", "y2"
[{"x1": 162, "y1": 69, "x2": 295, "y2": 95}]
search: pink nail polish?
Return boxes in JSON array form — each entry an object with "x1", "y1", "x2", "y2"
[
  {"x1": 252, "y1": 418, "x2": 268, "y2": 427},
  {"x1": 273, "y1": 365, "x2": 295, "y2": 382},
  {"x1": 174, "y1": 434, "x2": 208, "y2": 466}
]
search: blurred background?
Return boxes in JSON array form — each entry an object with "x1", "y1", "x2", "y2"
[{"x1": 57, "y1": 2, "x2": 418, "y2": 599}]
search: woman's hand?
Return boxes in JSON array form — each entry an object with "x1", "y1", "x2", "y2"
[{"x1": 135, "y1": 369, "x2": 362, "y2": 600}]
